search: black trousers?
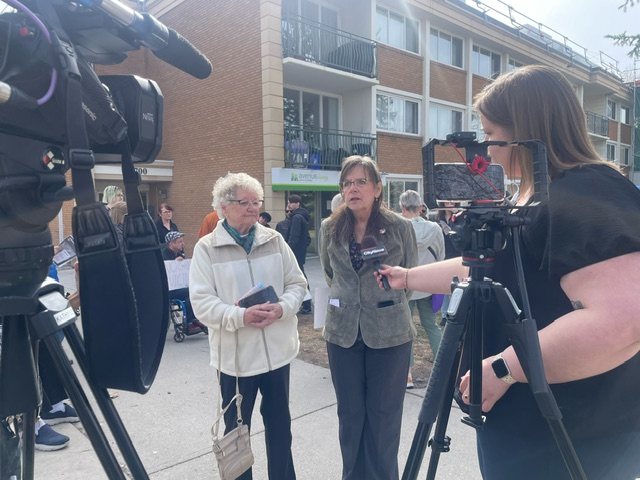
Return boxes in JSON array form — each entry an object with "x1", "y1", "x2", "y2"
[
  {"x1": 327, "y1": 339, "x2": 411, "y2": 480},
  {"x1": 219, "y1": 364, "x2": 296, "y2": 480},
  {"x1": 38, "y1": 337, "x2": 67, "y2": 413}
]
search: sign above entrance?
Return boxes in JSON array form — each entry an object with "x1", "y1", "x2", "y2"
[
  {"x1": 94, "y1": 159, "x2": 174, "y2": 182},
  {"x1": 272, "y1": 168, "x2": 340, "y2": 191}
]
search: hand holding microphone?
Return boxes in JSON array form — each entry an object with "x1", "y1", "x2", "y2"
[{"x1": 361, "y1": 235, "x2": 391, "y2": 291}]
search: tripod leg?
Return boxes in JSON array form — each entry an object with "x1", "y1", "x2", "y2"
[
  {"x1": 402, "y1": 317, "x2": 466, "y2": 480},
  {"x1": 64, "y1": 324, "x2": 149, "y2": 479},
  {"x1": 39, "y1": 333, "x2": 128, "y2": 480}
]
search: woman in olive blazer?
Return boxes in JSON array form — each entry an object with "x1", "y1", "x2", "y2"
[{"x1": 319, "y1": 156, "x2": 418, "y2": 480}]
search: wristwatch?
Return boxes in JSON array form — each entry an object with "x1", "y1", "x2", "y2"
[{"x1": 491, "y1": 354, "x2": 516, "y2": 385}]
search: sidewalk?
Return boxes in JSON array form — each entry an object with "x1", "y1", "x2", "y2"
[{"x1": 34, "y1": 258, "x2": 481, "y2": 479}]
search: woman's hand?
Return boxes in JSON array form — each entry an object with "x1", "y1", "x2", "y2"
[
  {"x1": 374, "y1": 264, "x2": 407, "y2": 290},
  {"x1": 459, "y1": 356, "x2": 512, "y2": 413},
  {"x1": 242, "y1": 302, "x2": 283, "y2": 329}
]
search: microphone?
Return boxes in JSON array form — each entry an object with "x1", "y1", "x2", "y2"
[
  {"x1": 361, "y1": 235, "x2": 390, "y2": 291},
  {"x1": 84, "y1": 0, "x2": 213, "y2": 79}
]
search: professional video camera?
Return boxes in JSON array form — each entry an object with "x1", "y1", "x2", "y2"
[{"x1": 0, "y1": 1, "x2": 211, "y2": 478}]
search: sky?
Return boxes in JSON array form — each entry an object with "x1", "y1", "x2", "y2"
[{"x1": 471, "y1": 0, "x2": 639, "y2": 76}]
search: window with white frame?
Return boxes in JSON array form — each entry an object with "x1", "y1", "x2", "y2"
[
  {"x1": 621, "y1": 106, "x2": 631, "y2": 125},
  {"x1": 472, "y1": 45, "x2": 501, "y2": 79},
  {"x1": 429, "y1": 104, "x2": 463, "y2": 139},
  {"x1": 430, "y1": 28, "x2": 463, "y2": 68},
  {"x1": 606, "y1": 143, "x2": 616, "y2": 161},
  {"x1": 607, "y1": 100, "x2": 617, "y2": 120},
  {"x1": 507, "y1": 58, "x2": 523, "y2": 71},
  {"x1": 376, "y1": 7, "x2": 419, "y2": 54},
  {"x1": 471, "y1": 113, "x2": 485, "y2": 142},
  {"x1": 376, "y1": 92, "x2": 419, "y2": 134},
  {"x1": 384, "y1": 177, "x2": 421, "y2": 213}
]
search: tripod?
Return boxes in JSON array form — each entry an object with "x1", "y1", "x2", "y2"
[
  {"x1": 402, "y1": 208, "x2": 586, "y2": 480},
  {"x1": 0, "y1": 278, "x2": 149, "y2": 480}
]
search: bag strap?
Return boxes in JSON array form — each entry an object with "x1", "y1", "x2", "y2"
[{"x1": 212, "y1": 328, "x2": 242, "y2": 439}]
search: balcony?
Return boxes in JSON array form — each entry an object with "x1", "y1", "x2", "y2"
[
  {"x1": 586, "y1": 111, "x2": 609, "y2": 137},
  {"x1": 282, "y1": 15, "x2": 378, "y2": 91},
  {"x1": 284, "y1": 126, "x2": 377, "y2": 170}
]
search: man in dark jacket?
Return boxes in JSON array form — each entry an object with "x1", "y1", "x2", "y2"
[{"x1": 287, "y1": 194, "x2": 312, "y2": 314}]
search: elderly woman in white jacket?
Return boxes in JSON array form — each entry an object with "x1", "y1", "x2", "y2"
[{"x1": 190, "y1": 172, "x2": 306, "y2": 480}]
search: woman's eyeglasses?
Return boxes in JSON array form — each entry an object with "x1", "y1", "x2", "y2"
[
  {"x1": 341, "y1": 178, "x2": 369, "y2": 189},
  {"x1": 229, "y1": 199, "x2": 264, "y2": 209}
]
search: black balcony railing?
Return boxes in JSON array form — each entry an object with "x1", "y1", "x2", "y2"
[
  {"x1": 586, "y1": 111, "x2": 609, "y2": 137},
  {"x1": 282, "y1": 14, "x2": 377, "y2": 78},
  {"x1": 284, "y1": 126, "x2": 377, "y2": 170}
]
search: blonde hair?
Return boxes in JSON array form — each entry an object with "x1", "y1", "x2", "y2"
[
  {"x1": 109, "y1": 201, "x2": 128, "y2": 225},
  {"x1": 474, "y1": 65, "x2": 613, "y2": 195},
  {"x1": 103, "y1": 185, "x2": 123, "y2": 205}
]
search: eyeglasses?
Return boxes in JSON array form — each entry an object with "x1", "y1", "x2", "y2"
[
  {"x1": 228, "y1": 199, "x2": 264, "y2": 209},
  {"x1": 341, "y1": 178, "x2": 369, "y2": 190},
  {"x1": 285, "y1": 210, "x2": 291, "y2": 214}
]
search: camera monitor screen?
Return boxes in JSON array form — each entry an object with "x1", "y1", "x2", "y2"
[{"x1": 433, "y1": 163, "x2": 505, "y2": 203}]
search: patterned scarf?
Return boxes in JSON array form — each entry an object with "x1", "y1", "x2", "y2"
[{"x1": 222, "y1": 220, "x2": 256, "y2": 255}]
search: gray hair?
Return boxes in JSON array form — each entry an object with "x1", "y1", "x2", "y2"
[
  {"x1": 330, "y1": 193, "x2": 344, "y2": 212},
  {"x1": 103, "y1": 185, "x2": 122, "y2": 205},
  {"x1": 212, "y1": 172, "x2": 264, "y2": 219},
  {"x1": 399, "y1": 190, "x2": 421, "y2": 213}
]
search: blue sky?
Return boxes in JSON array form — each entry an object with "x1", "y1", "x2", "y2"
[{"x1": 471, "y1": 0, "x2": 638, "y2": 75}]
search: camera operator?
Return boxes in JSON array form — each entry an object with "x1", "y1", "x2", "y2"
[{"x1": 377, "y1": 65, "x2": 640, "y2": 479}]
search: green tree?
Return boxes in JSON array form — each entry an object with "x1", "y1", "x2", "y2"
[{"x1": 606, "y1": 0, "x2": 640, "y2": 58}]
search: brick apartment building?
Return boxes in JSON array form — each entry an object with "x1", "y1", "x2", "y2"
[{"x1": 48, "y1": 0, "x2": 636, "y2": 256}]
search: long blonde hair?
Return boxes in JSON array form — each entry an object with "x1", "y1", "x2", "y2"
[{"x1": 474, "y1": 65, "x2": 612, "y2": 195}]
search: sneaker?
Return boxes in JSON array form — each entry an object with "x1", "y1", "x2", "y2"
[
  {"x1": 40, "y1": 403, "x2": 79, "y2": 425},
  {"x1": 35, "y1": 424, "x2": 70, "y2": 451},
  {"x1": 406, "y1": 373, "x2": 415, "y2": 389}
]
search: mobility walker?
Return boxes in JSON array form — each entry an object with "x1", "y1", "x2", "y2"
[{"x1": 169, "y1": 299, "x2": 208, "y2": 342}]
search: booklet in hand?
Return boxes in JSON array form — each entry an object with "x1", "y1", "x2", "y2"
[{"x1": 238, "y1": 285, "x2": 278, "y2": 308}]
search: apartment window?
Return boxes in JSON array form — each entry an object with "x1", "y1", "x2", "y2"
[
  {"x1": 507, "y1": 58, "x2": 523, "y2": 71},
  {"x1": 429, "y1": 104, "x2": 463, "y2": 139},
  {"x1": 471, "y1": 113, "x2": 486, "y2": 142},
  {"x1": 606, "y1": 143, "x2": 616, "y2": 162},
  {"x1": 472, "y1": 46, "x2": 501, "y2": 79},
  {"x1": 376, "y1": 93, "x2": 419, "y2": 134},
  {"x1": 430, "y1": 28, "x2": 463, "y2": 68},
  {"x1": 622, "y1": 147, "x2": 630, "y2": 165},
  {"x1": 385, "y1": 177, "x2": 421, "y2": 212},
  {"x1": 607, "y1": 100, "x2": 617, "y2": 120},
  {"x1": 376, "y1": 7, "x2": 419, "y2": 54},
  {"x1": 621, "y1": 106, "x2": 631, "y2": 125}
]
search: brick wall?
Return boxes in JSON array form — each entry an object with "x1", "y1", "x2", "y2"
[
  {"x1": 430, "y1": 63, "x2": 466, "y2": 104},
  {"x1": 377, "y1": 133, "x2": 424, "y2": 175},
  {"x1": 377, "y1": 45, "x2": 423, "y2": 94}
]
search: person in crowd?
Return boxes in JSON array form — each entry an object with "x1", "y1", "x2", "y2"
[
  {"x1": 190, "y1": 172, "x2": 306, "y2": 480},
  {"x1": 435, "y1": 201, "x2": 460, "y2": 321},
  {"x1": 330, "y1": 192, "x2": 344, "y2": 212},
  {"x1": 162, "y1": 231, "x2": 205, "y2": 334},
  {"x1": 275, "y1": 208, "x2": 292, "y2": 239},
  {"x1": 102, "y1": 185, "x2": 124, "y2": 210},
  {"x1": 376, "y1": 65, "x2": 640, "y2": 480},
  {"x1": 198, "y1": 210, "x2": 220, "y2": 238},
  {"x1": 286, "y1": 194, "x2": 312, "y2": 314},
  {"x1": 419, "y1": 202, "x2": 429, "y2": 220},
  {"x1": 155, "y1": 203, "x2": 178, "y2": 245},
  {"x1": 109, "y1": 201, "x2": 127, "y2": 244},
  {"x1": 259, "y1": 211, "x2": 272, "y2": 228},
  {"x1": 318, "y1": 156, "x2": 418, "y2": 480},
  {"x1": 399, "y1": 189, "x2": 445, "y2": 388}
]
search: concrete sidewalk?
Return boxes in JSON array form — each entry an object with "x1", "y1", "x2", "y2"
[{"x1": 34, "y1": 258, "x2": 481, "y2": 479}]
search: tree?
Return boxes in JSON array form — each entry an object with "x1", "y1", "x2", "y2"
[{"x1": 606, "y1": 0, "x2": 640, "y2": 58}]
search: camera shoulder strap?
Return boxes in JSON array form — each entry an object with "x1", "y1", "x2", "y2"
[{"x1": 43, "y1": 0, "x2": 168, "y2": 393}]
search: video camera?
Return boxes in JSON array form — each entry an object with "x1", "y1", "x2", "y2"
[{"x1": 422, "y1": 131, "x2": 549, "y2": 209}]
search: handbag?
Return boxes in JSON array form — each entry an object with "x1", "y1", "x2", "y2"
[{"x1": 211, "y1": 330, "x2": 254, "y2": 480}]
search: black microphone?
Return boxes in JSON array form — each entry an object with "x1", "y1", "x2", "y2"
[
  {"x1": 361, "y1": 235, "x2": 390, "y2": 291},
  {"x1": 88, "y1": 0, "x2": 212, "y2": 79}
]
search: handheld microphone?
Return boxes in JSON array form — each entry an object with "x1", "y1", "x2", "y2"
[{"x1": 361, "y1": 235, "x2": 391, "y2": 291}]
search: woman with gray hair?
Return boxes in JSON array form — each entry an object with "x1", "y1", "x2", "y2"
[
  {"x1": 399, "y1": 190, "x2": 445, "y2": 387},
  {"x1": 189, "y1": 172, "x2": 306, "y2": 480}
]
